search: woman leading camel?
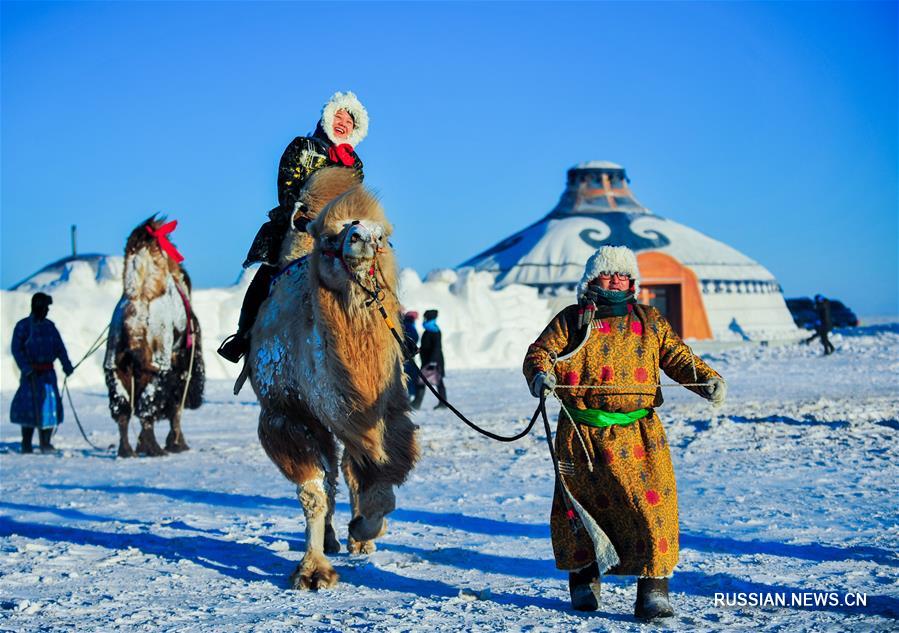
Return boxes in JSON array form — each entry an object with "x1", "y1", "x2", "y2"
[
  {"x1": 523, "y1": 245, "x2": 726, "y2": 620},
  {"x1": 219, "y1": 91, "x2": 368, "y2": 362}
]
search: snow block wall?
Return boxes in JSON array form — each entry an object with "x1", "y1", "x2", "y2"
[{"x1": 1, "y1": 258, "x2": 554, "y2": 390}]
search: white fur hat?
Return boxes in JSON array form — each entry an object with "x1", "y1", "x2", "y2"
[
  {"x1": 577, "y1": 245, "x2": 641, "y2": 299},
  {"x1": 321, "y1": 91, "x2": 369, "y2": 148}
]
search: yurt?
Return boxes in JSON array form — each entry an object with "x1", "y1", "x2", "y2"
[{"x1": 460, "y1": 161, "x2": 798, "y2": 341}]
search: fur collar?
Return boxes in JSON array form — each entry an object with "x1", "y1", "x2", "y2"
[{"x1": 320, "y1": 91, "x2": 369, "y2": 148}]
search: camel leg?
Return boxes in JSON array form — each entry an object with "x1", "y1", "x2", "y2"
[
  {"x1": 344, "y1": 407, "x2": 419, "y2": 552},
  {"x1": 289, "y1": 476, "x2": 339, "y2": 590},
  {"x1": 342, "y1": 456, "x2": 389, "y2": 554},
  {"x1": 322, "y1": 453, "x2": 341, "y2": 555},
  {"x1": 116, "y1": 416, "x2": 136, "y2": 458},
  {"x1": 135, "y1": 419, "x2": 166, "y2": 457},
  {"x1": 257, "y1": 407, "x2": 339, "y2": 588},
  {"x1": 165, "y1": 410, "x2": 190, "y2": 453}
]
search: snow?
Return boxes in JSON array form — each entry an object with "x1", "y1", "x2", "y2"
[
  {"x1": 1, "y1": 320, "x2": 897, "y2": 630},
  {"x1": 574, "y1": 160, "x2": 624, "y2": 170},
  {"x1": 1, "y1": 258, "x2": 552, "y2": 391}
]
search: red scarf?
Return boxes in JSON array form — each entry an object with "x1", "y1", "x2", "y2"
[
  {"x1": 328, "y1": 143, "x2": 356, "y2": 167},
  {"x1": 146, "y1": 220, "x2": 185, "y2": 263}
]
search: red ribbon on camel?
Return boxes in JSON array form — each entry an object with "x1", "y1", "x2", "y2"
[
  {"x1": 328, "y1": 143, "x2": 356, "y2": 167},
  {"x1": 146, "y1": 220, "x2": 185, "y2": 263}
]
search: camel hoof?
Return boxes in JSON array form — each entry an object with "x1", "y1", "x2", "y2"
[
  {"x1": 136, "y1": 439, "x2": 166, "y2": 457},
  {"x1": 117, "y1": 445, "x2": 136, "y2": 458},
  {"x1": 290, "y1": 555, "x2": 338, "y2": 591},
  {"x1": 324, "y1": 526, "x2": 341, "y2": 555},
  {"x1": 347, "y1": 536, "x2": 376, "y2": 555},
  {"x1": 165, "y1": 434, "x2": 190, "y2": 453},
  {"x1": 348, "y1": 516, "x2": 387, "y2": 542}
]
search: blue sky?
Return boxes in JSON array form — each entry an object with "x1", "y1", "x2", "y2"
[{"x1": 2, "y1": 1, "x2": 896, "y2": 315}]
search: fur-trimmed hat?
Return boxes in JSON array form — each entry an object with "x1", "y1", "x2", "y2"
[
  {"x1": 577, "y1": 245, "x2": 640, "y2": 299},
  {"x1": 320, "y1": 91, "x2": 369, "y2": 148}
]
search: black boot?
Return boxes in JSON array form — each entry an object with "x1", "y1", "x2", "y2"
[
  {"x1": 217, "y1": 333, "x2": 249, "y2": 363},
  {"x1": 634, "y1": 577, "x2": 674, "y2": 620},
  {"x1": 569, "y1": 561, "x2": 600, "y2": 611},
  {"x1": 218, "y1": 265, "x2": 277, "y2": 363},
  {"x1": 21, "y1": 427, "x2": 35, "y2": 454},
  {"x1": 39, "y1": 428, "x2": 57, "y2": 454}
]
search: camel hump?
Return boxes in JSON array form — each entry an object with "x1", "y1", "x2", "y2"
[{"x1": 301, "y1": 166, "x2": 362, "y2": 217}]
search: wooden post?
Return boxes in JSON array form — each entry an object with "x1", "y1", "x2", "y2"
[{"x1": 71, "y1": 225, "x2": 77, "y2": 256}]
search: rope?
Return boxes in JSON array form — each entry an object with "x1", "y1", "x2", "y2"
[
  {"x1": 59, "y1": 323, "x2": 112, "y2": 452},
  {"x1": 62, "y1": 381, "x2": 106, "y2": 451},
  {"x1": 550, "y1": 389, "x2": 594, "y2": 472},
  {"x1": 554, "y1": 382, "x2": 711, "y2": 389},
  {"x1": 342, "y1": 266, "x2": 539, "y2": 441},
  {"x1": 71, "y1": 324, "x2": 109, "y2": 372},
  {"x1": 178, "y1": 319, "x2": 198, "y2": 414},
  {"x1": 537, "y1": 392, "x2": 580, "y2": 533}
]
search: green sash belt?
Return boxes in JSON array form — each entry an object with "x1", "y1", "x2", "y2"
[{"x1": 563, "y1": 406, "x2": 650, "y2": 428}]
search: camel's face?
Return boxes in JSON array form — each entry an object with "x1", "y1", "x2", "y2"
[{"x1": 320, "y1": 219, "x2": 386, "y2": 277}]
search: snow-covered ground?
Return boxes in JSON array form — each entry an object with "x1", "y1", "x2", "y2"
[{"x1": 1, "y1": 323, "x2": 897, "y2": 631}]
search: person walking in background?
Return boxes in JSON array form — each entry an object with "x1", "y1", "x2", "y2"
[
  {"x1": 401, "y1": 311, "x2": 421, "y2": 402},
  {"x1": 413, "y1": 309, "x2": 447, "y2": 410},
  {"x1": 809, "y1": 294, "x2": 836, "y2": 355},
  {"x1": 218, "y1": 91, "x2": 369, "y2": 363},
  {"x1": 9, "y1": 293, "x2": 74, "y2": 454}
]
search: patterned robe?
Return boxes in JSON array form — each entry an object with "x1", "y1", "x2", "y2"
[{"x1": 523, "y1": 303, "x2": 720, "y2": 576}]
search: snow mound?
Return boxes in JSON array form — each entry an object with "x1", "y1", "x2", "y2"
[{"x1": 2, "y1": 261, "x2": 553, "y2": 389}]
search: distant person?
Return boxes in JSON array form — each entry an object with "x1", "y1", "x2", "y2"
[
  {"x1": 523, "y1": 245, "x2": 726, "y2": 620},
  {"x1": 10, "y1": 293, "x2": 74, "y2": 454},
  {"x1": 805, "y1": 294, "x2": 835, "y2": 355},
  {"x1": 413, "y1": 309, "x2": 447, "y2": 410},
  {"x1": 401, "y1": 311, "x2": 421, "y2": 400},
  {"x1": 218, "y1": 91, "x2": 368, "y2": 363}
]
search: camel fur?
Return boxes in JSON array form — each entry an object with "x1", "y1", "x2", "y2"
[
  {"x1": 103, "y1": 216, "x2": 205, "y2": 457},
  {"x1": 249, "y1": 167, "x2": 419, "y2": 590}
]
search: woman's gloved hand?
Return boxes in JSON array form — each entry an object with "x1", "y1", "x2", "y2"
[
  {"x1": 704, "y1": 377, "x2": 727, "y2": 406},
  {"x1": 530, "y1": 371, "x2": 557, "y2": 398}
]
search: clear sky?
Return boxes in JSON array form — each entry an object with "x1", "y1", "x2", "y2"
[{"x1": 2, "y1": 1, "x2": 896, "y2": 315}]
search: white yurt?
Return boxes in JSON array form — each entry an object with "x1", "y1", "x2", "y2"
[{"x1": 460, "y1": 162, "x2": 798, "y2": 341}]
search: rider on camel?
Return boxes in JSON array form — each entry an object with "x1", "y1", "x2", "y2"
[{"x1": 218, "y1": 91, "x2": 368, "y2": 362}]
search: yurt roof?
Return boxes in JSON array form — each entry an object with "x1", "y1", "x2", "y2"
[{"x1": 460, "y1": 162, "x2": 780, "y2": 291}]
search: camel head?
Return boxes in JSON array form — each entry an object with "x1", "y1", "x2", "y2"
[
  {"x1": 302, "y1": 169, "x2": 397, "y2": 296},
  {"x1": 123, "y1": 215, "x2": 187, "y2": 300}
]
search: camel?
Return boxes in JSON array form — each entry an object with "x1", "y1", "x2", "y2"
[
  {"x1": 249, "y1": 167, "x2": 419, "y2": 590},
  {"x1": 104, "y1": 216, "x2": 205, "y2": 457}
]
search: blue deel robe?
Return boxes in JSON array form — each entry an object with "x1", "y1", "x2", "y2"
[{"x1": 9, "y1": 316, "x2": 73, "y2": 428}]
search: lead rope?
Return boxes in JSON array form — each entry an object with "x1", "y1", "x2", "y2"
[
  {"x1": 60, "y1": 324, "x2": 111, "y2": 451},
  {"x1": 178, "y1": 316, "x2": 198, "y2": 414},
  {"x1": 548, "y1": 353, "x2": 594, "y2": 472},
  {"x1": 343, "y1": 260, "x2": 542, "y2": 442}
]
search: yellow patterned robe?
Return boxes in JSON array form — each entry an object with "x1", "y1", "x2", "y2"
[{"x1": 523, "y1": 303, "x2": 720, "y2": 576}]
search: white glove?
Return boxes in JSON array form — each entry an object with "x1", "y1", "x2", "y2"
[
  {"x1": 530, "y1": 371, "x2": 557, "y2": 398},
  {"x1": 704, "y1": 377, "x2": 727, "y2": 406}
]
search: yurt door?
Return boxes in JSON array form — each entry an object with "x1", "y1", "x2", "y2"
[
  {"x1": 636, "y1": 251, "x2": 713, "y2": 340},
  {"x1": 642, "y1": 284, "x2": 684, "y2": 336}
]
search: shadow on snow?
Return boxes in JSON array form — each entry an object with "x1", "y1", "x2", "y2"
[
  {"x1": 39, "y1": 483, "x2": 898, "y2": 567},
  {"x1": 2, "y1": 505, "x2": 897, "y2": 619}
]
